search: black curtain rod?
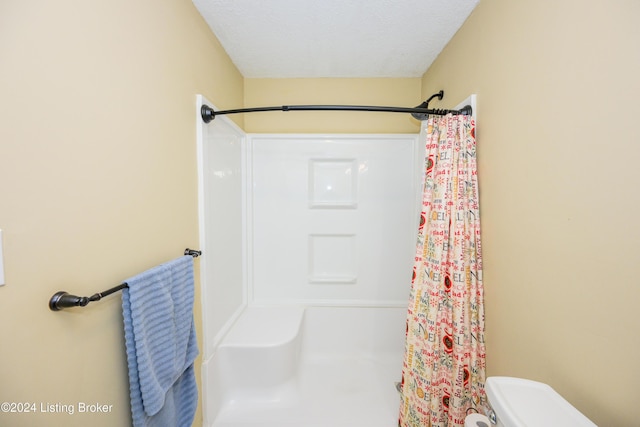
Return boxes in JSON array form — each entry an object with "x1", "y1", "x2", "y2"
[
  {"x1": 48, "y1": 248, "x2": 202, "y2": 311},
  {"x1": 200, "y1": 90, "x2": 472, "y2": 123}
]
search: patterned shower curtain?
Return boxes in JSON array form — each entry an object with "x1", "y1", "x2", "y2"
[{"x1": 398, "y1": 114, "x2": 486, "y2": 427}]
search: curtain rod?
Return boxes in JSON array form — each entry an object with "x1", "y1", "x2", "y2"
[
  {"x1": 48, "y1": 248, "x2": 202, "y2": 311},
  {"x1": 200, "y1": 90, "x2": 472, "y2": 123}
]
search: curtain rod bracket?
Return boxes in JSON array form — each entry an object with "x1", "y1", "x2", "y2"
[
  {"x1": 201, "y1": 105, "x2": 216, "y2": 123},
  {"x1": 458, "y1": 104, "x2": 473, "y2": 116},
  {"x1": 411, "y1": 90, "x2": 445, "y2": 120}
]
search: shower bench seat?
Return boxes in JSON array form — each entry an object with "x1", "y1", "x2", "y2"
[{"x1": 207, "y1": 305, "x2": 405, "y2": 427}]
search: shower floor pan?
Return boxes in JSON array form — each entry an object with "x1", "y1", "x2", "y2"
[{"x1": 207, "y1": 306, "x2": 405, "y2": 427}]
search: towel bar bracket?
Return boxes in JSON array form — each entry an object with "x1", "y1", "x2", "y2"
[
  {"x1": 48, "y1": 248, "x2": 202, "y2": 311},
  {"x1": 49, "y1": 291, "x2": 90, "y2": 311},
  {"x1": 184, "y1": 248, "x2": 202, "y2": 258}
]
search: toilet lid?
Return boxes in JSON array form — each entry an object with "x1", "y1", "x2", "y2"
[{"x1": 485, "y1": 377, "x2": 597, "y2": 427}]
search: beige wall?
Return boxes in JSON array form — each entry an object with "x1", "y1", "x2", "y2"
[
  {"x1": 244, "y1": 78, "x2": 422, "y2": 133},
  {"x1": 0, "y1": 1, "x2": 243, "y2": 426},
  {"x1": 421, "y1": 0, "x2": 640, "y2": 425}
]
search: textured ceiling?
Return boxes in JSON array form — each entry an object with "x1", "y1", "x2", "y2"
[{"x1": 192, "y1": 0, "x2": 480, "y2": 78}]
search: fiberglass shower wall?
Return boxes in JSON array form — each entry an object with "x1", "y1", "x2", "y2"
[
  {"x1": 247, "y1": 134, "x2": 421, "y2": 306},
  {"x1": 197, "y1": 96, "x2": 247, "y2": 357}
]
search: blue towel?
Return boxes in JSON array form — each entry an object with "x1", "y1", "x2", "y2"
[{"x1": 122, "y1": 255, "x2": 199, "y2": 427}]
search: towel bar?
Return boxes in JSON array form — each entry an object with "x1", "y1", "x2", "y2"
[{"x1": 48, "y1": 248, "x2": 202, "y2": 311}]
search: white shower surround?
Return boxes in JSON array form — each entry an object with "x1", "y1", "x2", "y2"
[
  {"x1": 196, "y1": 95, "x2": 424, "y2": 426},
  {"x1": 248, "y1": 133, "x2": 421, "y2": 306}
]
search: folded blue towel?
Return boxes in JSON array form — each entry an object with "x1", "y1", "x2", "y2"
[{"x1": 122, "y1": 255, "x2": 199, "y2": 427}]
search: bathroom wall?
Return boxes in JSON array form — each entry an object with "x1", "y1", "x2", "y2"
[
  {"x1": 420, "y1": 1, "x2": 640, "y2": 425},
  {"x1": 6, "y1": 1, "x2": 636, "y2": 426},
  {"x1": 244, "y1": 78, "x2": 422, "y2": 133},
  {"x1": 0, "y1": 1, "x2": 243, "y2": 426}
]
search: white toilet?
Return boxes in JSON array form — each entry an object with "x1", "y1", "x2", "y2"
[{"x1": 469, "y1": 376, "x2": 597, "y2": 427}]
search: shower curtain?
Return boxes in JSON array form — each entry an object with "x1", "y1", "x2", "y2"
[{"x1": 399, "y1": 114, "x2": 486, "y2": 427}]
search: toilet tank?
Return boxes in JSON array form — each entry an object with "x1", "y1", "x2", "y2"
[{"x1": 485, "y1": 377, "x2": 597, "y2": 427}]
